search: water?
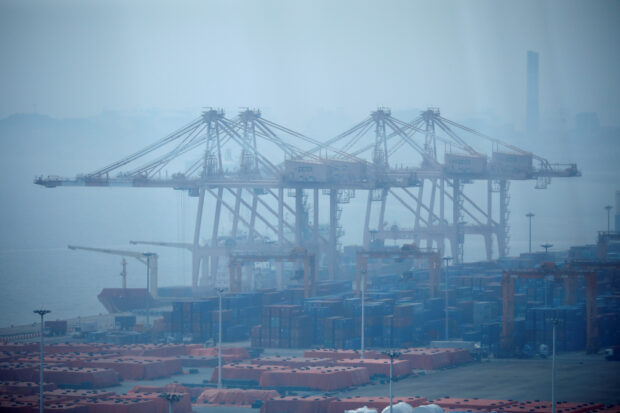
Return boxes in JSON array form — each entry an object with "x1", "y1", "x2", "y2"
[{"x1": 0, "y1": 247, "x2": 192, "y2": 327}]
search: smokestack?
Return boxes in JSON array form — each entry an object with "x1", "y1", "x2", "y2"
[{"x1": 526, "y1": 50, "x2": 539, "y2": 134}]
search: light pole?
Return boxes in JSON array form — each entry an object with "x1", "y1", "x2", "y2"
[
  {"x1": 216, "y1": 287, "x2": 225, "y2": 389},
  {"x1": 361, "y1": 267, "x2": 366, "y2": 360},
  {"x1": 540, "y1": 245, "x2": 553, "y2": 306},
  {"x1": 605, "y1": 205, "x2": 613, "y2": 233},
  {"x1": 541, "y1": 244, "x2": 554, "y2": 303},
  {"x1": 159, "y1": 393, "x2": 181, "y2": 413},
  {"x1": 457, "y1": 221, "x2": 466, "y2": 264},
  {"x1": 33, "y1": 309, "x2": 51, "y2": 413},
  {"x1": 143, "y1": 252, "x2": 156, "y2": 330},
  {"x1": 526, "y1": 213, "x2": 535, "y2": 253},
  {"x1": 551, "y1": 319, "x2": 559, "y2": 413},
  {"x1": 382, "y1": 350, "x2": 401, "y2": 413},
  {"x1": 442, "y1": 257, "x2": 452, "y2": 340}
]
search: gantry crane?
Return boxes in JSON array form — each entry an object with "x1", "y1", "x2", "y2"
[
  {"x1": 304, "y1": 108, "x2": 580, "y2": 264},
  {"x1": 500, "y1": 260, "x2": 620, "y2": 355},
  {"x1": 68, "y1": 245, "x2": 159, "y2": 298},
  {"x1": 129, "y1": 239, "x2": 276, "y2": 288},
  {"x1": 37, "y1": 106, "x2": 580, "y2": 293},
  {"x1": 228, "y1": 247, "x2": 317, "y2": 297},
  {"x1": 355, "y1": 243, "x2": 441, "y2": 298}
]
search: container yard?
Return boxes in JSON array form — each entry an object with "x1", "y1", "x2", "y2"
[
  {"x1": 1, "y1": 230, "x2": 619, "y2": 412},
  {"x1": 10, "y1": 103, "x2": 620, "y2": 411},
  {"x1": 0, "y1": 341, "x2": 618, "y2": 412},
  {"x1": 3, "y1": 2, "x2": 620, "y2": 412}
]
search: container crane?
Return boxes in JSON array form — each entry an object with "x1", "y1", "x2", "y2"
[
  {"x1": 67, "y1": 245, "x2": 158, "y2": 298},
  {"x1": 36, "y1": 106, "x2": 581, "y2": 294}
]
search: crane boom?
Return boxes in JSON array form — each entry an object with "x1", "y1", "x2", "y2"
[
  {"x1": 68, "y1": 245, "x2": 153, "y2": 261},
  {"x1": 130, "y1": 240, "x2": 192, "y2": 251},
  {"x1": 68, "y1": 245, "x2": 158, "y2": 298}
]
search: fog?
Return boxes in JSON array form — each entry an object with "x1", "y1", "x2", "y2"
[{"x1": 0, "y1": 0, "x2": 619, "y2": 326}]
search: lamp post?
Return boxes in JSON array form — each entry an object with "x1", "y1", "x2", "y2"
[
  {"x1": 540, "y1": 245, "x2": 553, "y2": 306},
  {"x1": 457, "y1": 221, "x2": 466, "y2": 263},
  {"x1": 526, "y1": 213, "x2": 535, "y2": 253},
  {"x1": 361, "y1": 267, "x2": 366, "y2": 360},
  {"x1": 216, "y1": 287, "x2": 225, "y2": 389},
  {"x1": 382, "y1": 350, "x2": 401, "y2": 413},
  {"x1": 159, "y1": 393, "x2": 181, "y2": 413},
  {"x1": 442, "y1": 257, "x2": 452, "y2": 340},
  {"x1": 33, "y1": 309, "x2": 51, "y2": 413},
  {"x1": 605, "y1": 205, "x2": 613, "y2": 233},
  {"x1": 551, "y1": 319, "x2": 559, "y2": 413},
  {"x1": 143, "y1": 252, "x2": 156, "y2": 330}
]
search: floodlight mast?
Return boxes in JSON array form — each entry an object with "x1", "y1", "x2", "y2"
[
  {"x1": 442, "y1": 257, "x2": 452, "y2": 340},
  {"x1": 604, "y1": 205, "x2": 613, "y2": 233},
  {"x1": 551, "y1": 319, "x2": 560, "y2": 413},
  {"x1": 33, "y1": 309, "x2": 51, "y2": 413},
  {"x1": 159, "y1": 393, "x2": 182, "y2": 413},
  {"x1": 216, "y1": 287, "x2": 225, "y2": 389},
  {"x1": 143, "y1": 252, "x2": 157, "y2": 330},
  {"x1": 526, "y1": 212, "x2": 535, "y2": 253},
  {"x1": 361, "y1": 266, "x2": 366, "y2": 360},
  {"x1": 382, "y1": 350, "x2": 401, "y2": 413}
]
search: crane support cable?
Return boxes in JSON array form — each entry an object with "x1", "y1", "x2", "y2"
[
  {"x1": 259, "y1": 117, "x2": 360, "y2": 161},
  {"x1": 439, "y1": 116, "x2": 553, "y2": 170},
  {"x1": 252, "y1": 121, "x2": 300, "y2": 157},
  {"x1": 439, "y1": 116, "x2": 527, "y2": 155},
  {"x1": 129, "y1": 131, "x2": 207, "y2": 177},
  {"x1": 384, "y1": 117, "x2": 439, "y2": 167},
  {"x1": 352, "y1": 118, "x2": 425, "y2": 159},
  {"x1": 434, "y1": 118, "x2": 482, "y2": 156},
  {"x1": 306, "y1": 117, "x2": 375, "y2": 154},
  {"x1": 219, "y1": 122, "x2": 280, "y2": 176},
  {"x1": 184, "y1": 134, "x2": 234, "y2": 176},
  {"x1": 218, "y1": 118, "x2": 282, "y2": 175},
  {"x1": 252, "y1": 119, "x2": 317, "y2": 160},
  {"x1": 87, "y1": 117, "x2": 204, "y2": 177},
  {"x1": 261, "y1": 118, "x2": 370, "y2": 163},
  {"x1": 125, "y1": 123, "x2": 209, "y2": 177},
  {"x1": 396, "y1": 117, "x2": 461, "y2": 149},
  {"x1": 339, "y1": 118, "x2": 375, "y2": 154}
]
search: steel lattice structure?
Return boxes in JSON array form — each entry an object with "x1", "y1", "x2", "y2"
[{"x1": 35, "y1": 107, "x2": 580, "y2": 291}]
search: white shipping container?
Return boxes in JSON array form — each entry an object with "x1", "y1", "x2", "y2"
[
  {"x1": 327, "y1": 159, "x2": 367, "y2": 182},
  {"x1": 284, "y1": 160, "x2": 329, "y2": 182},
  {"x1": 444, "y1": 153, "x2": 487, "y2": 174},
  {"x1": 491, "y1": 152, "x2": 533, "y2": 174}
]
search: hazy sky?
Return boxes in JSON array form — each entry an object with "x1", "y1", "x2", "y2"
[{"x1": 1, "y1": 0, "x2": 619, "y2": 129}]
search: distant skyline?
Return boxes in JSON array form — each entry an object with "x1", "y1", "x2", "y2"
[{"x1": 1, "y1": 0, "x2": 620, "y2": 130}]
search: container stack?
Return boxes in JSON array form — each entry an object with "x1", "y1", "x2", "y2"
[
  {"x1": 525, "y1": 305, "x2": 586, "y2": 351},
  {"x1": 252, "y1": 304, "x2": 312, "y2": 348}
]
